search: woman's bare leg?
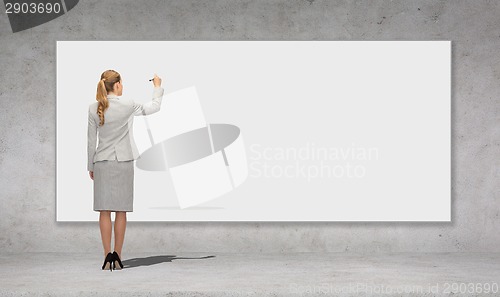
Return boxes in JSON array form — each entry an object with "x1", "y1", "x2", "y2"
[
  {"x1": 99, "y1": 211, "x2": 112, "y2": 257},
  {"x1": 114, "y1": 211, "x2": 127, "y2": 258}
]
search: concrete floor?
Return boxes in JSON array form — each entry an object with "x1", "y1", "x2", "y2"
[{"x1": 0, "y1": 252, "x2": 499, "y2": 296}]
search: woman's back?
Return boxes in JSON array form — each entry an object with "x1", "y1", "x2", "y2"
[{"x1": 87, "y1": 86, "x2": 164, "y2": 170}]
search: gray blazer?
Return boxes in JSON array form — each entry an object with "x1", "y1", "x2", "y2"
[{"x1": 87, "y1": 86, "x2": 165, "y2": 171}]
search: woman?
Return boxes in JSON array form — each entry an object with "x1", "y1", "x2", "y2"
[{"x1": 87, "y1": 69, "x2": 164, "y2": 271}]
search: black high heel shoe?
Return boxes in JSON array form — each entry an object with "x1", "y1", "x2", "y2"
[
  {"x1": 112, "y1": 251, "x2": 123, "y2": 270},
  {"x1": 102, "y1": 252, "x2": 113, "y2": 272}
]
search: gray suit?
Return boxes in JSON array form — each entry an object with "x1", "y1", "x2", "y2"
[{"x1": 87, "y1": 86, "x2": 165, "y2": 172}]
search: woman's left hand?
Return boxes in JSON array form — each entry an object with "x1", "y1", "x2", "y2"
[{"x1": 89, "y1": 171, "x2": 94, "y2": 180}]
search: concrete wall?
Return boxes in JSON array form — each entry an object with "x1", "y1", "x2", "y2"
[{"x1": 0, "y1": 0, "x2": 498, "y2": 253}]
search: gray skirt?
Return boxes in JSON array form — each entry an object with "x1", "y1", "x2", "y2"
[{"x1": 93, "y1": 158, "x2": 134, "y2": 212}]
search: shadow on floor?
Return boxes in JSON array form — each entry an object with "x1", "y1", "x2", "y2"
[{"x1": 122, "y1": 255, "x2": 216, "y2": 269}]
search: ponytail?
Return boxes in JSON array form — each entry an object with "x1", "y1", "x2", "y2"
[
  {"x1": 96, "y1": 69, "x2": 121, "y2": 126},
  {"x1": 96, "y1": 79, "x2": 109, "y2": 126}
]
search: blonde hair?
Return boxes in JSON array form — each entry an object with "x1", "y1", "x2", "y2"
[{"x1": 96, "y1": 69, "x2": 121, "y2": 126}]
